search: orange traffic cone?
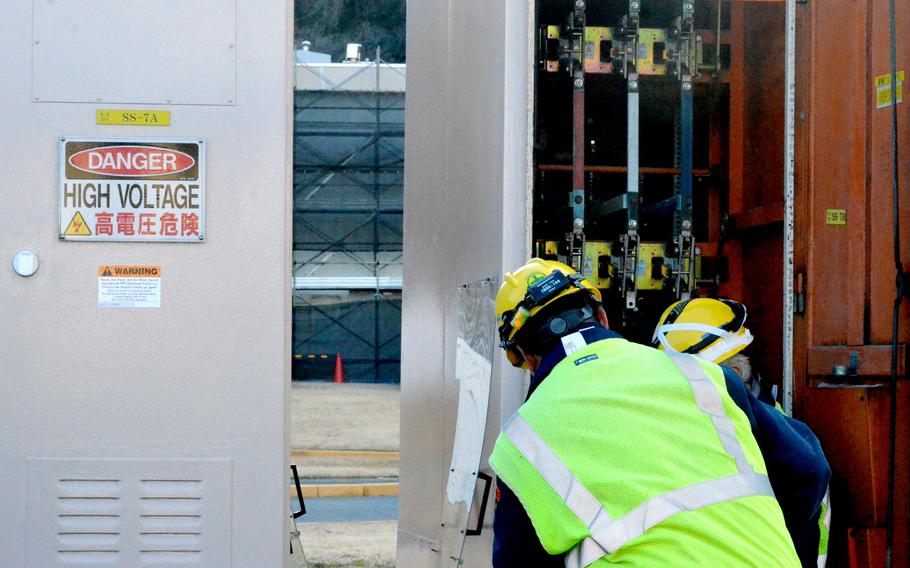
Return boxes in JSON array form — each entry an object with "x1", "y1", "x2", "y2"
[{"x1": 333, "y1": 353, "x2": 345, "y2": 383}]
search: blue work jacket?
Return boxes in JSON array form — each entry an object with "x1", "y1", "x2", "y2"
[{"x1": 492, "y1": 324, "x2": 831, "y2": 568}]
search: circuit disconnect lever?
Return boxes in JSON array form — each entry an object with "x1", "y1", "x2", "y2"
[
  {"x1": 619, "y1": 0, "x2": 641, "y2": 314},
  {"x1": 669, "y1": 0, "x2": 697, "y2": 301},
  {"x1": 567, "y1": 0, "x2": 586, "y2": 272}
]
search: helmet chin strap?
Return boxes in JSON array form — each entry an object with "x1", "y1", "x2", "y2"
[
  {"x1": 653, "y1": 322, "x2": 729, "y2": 350},
  {"x1": 654, "y1": 323, "x2": 754, "y2": 363},
  {"x1": 698, "y1": 329, "x2": 753, "y2": 363}
]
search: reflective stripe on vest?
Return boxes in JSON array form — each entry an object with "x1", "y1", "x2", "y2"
[
  {"x1": 817, "y1": 488, "x2": 831, "y2": 568},
  {"x1": 500, "y1": 353, "x2": 774, "y2": 567}
]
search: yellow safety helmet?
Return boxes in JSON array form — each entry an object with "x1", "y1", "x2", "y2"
[
  {"x1": 495, "y1": 258, "x2": 602, "y2": 368},
  {"x1": 651, "y1": 298, "x2": 753, "y2": 364}
]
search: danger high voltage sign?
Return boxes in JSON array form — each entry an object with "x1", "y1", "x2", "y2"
[{"x1": 59, "y1": 137, "x2": 205, "y2": 242}]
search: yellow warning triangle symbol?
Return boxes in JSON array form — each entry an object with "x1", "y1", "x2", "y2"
[{"x1": 64, "y1": 211, "x2": 92, "y2": 236}]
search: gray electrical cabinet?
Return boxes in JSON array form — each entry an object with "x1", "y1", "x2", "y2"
[{"x1": 0, "y1": 1, "x2": 292, "y2": 565}]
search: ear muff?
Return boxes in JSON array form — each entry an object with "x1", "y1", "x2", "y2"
[{"x1": 508, "y1": 301, "x2": 595, "y2": 362}]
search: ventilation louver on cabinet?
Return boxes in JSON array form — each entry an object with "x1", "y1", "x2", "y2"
[
  {"x1": 139, "y1": 479, "x2": 204, "y2": 564},
  {"x1": 27, "y1": 458, "x2": 231, "y2": 567},
  {"x1": 56, "y1": 478, "x2": 123, "y2": 564}
]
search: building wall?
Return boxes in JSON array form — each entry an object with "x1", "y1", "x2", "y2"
[
  {"x1": 293, "y1": 84, "x2": 404, "y2": 383},
  {"x1": 292, "y1": 294, "x2": 401, "y2": 382}
]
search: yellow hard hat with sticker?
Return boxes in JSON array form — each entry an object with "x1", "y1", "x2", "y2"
[{"x1": 495, "y1": 258, "x2": 601, "y2": 368}]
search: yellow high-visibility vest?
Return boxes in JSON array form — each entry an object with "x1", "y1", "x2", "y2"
[{"x1": 490, "y1": 336, "x2": 799, "y2": 567}]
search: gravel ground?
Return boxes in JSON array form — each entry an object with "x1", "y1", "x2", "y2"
[
  {"x1": 292, "y1": 382, "x2": 400, "y2": 452},
  {"x1": 296, "y1": 521, "x2": 397, "y2": 568},
  {"x1": 294, "y1": 455, "x2": 399, "y2": 480}
]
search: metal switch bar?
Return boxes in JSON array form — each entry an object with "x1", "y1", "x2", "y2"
[
  {"x1": 620, "y1": 0, "x2": 642, "y2": 314},
  {"x1": 672, "y1": 0, "x2": 697, "y2": 301},
  {"x1": 567, "y1": 0, "x2": 587, "y2": 272}
]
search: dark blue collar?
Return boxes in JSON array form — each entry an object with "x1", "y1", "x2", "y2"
[{"x1": 527, "y1": 324, "x2": 624, "y2": 399}]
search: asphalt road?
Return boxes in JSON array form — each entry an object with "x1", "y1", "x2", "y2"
[{"x1": 294, "y1": 495, "x2": 399, "y2": 523}]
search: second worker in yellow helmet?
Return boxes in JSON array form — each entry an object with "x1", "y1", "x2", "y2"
[{"x1": 652, "y1": 297, "x2": 831, "y2": 567}]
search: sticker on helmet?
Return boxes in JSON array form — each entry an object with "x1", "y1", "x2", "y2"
[{"x1": 527, "y1": 272, "x2": 547, "y2": 286}]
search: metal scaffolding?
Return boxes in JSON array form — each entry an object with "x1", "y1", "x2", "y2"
[{"x1": 292, "y1": 51, "x2": 405, "y2": 383}]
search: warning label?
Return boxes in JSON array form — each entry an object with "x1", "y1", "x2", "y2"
[
  {"x1": 98, "y1": 265, "x2": 161, "y2": 308},
  {"x1": 64, "y1": 211, "x2": 92, "y2": 236},
  {"x1": 875, "y1": 70, "x2": 904, "y2": 109},
  {"x1": 59, "y1": 138, "x2": 205, "y2": 242}
]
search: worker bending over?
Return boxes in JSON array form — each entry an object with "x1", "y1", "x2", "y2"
[
  {"x1": 489, "y1": 259, "x2": 829, "y2": 567},
  {"x1": 653, "y1": 298, "x2": 831, "y2": 567}
]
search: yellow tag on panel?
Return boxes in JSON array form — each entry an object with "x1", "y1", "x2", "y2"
[
  {"x1": 96, "y1": 109, "x2": 171, "y2": 126},
  {"x1": 826, "y1": 209, "x2": 847, "y2": 225},
  {"x1": 874, "y1": 71, "x2": 904, "y2": 109}
]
